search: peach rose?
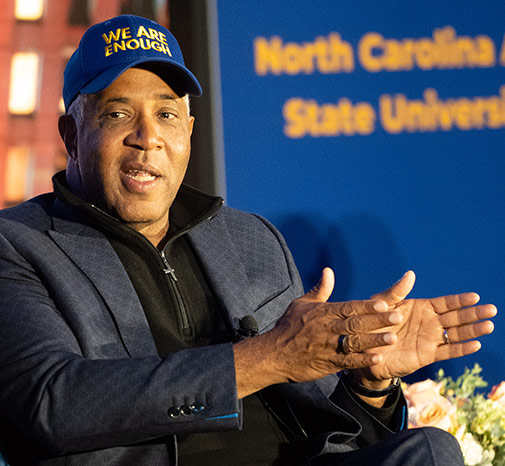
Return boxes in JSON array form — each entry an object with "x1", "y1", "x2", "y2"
[
  {"x1": 488, "y1": 381, "x2": 505, "y2": 405},
  {"x1": 404, "y1": 379, "x2": 457, "y2": 431},
  {"x1": 404, "y1": 379, "x2": 445, "y2": 408}
]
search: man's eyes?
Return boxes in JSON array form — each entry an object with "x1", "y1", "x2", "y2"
[
  {"x1": 159, "y1": 110, "x2": 178, "y2": 120},
  {"x1": 104, "y1": 110, "x2": 127, "y2": 119},
  {"x1": 100, "y1": 109, "x2": 180, "y2": 123}
]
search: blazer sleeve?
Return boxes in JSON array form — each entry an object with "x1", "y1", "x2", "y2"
[{"x1": 0, "y1": 226, "x2": 241, "y2": 455}]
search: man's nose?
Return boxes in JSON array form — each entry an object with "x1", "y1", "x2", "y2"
[{"x1": 124, "y1": 114, "x2": 163, "y2": 151}]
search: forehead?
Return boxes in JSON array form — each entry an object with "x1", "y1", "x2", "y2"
[{"x1": 94, "y1": 67, "x2": 181, "y2": 103}]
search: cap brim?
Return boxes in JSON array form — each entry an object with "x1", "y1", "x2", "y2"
[{"x1": 80, "y1": 57, "x2": 202, "y2": 97}]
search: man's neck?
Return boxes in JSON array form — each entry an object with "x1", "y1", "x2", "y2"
[{"x1": 126, "y1": 219, "x2": 170, "y2": 249}]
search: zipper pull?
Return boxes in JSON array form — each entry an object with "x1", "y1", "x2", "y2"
[{"x1": 160, "y1": 250, "x2": 178, "y2": 281}]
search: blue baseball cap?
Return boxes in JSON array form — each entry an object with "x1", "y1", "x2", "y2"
[{"x1": 63, "y1": 14, "x2": 202, "y2": 111}]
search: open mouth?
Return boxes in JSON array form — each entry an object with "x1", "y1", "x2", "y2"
[
  {"x1": 120, "y1": 163, "x2": 162, "y2": 193},
  {"x1": 124, "y1": 169, "x2": 159, "y2": 182}
]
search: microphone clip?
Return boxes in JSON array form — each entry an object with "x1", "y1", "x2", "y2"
[{"x1": 234, "y1": 315, "x2": 259, "y2": 341}]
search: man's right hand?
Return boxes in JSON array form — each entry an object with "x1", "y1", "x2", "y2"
[{"x1": 233, "y1": 267, "x2": 403, "y2": 398}]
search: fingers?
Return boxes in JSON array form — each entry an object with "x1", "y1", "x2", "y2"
[
  {"x1": 437, "y1": 302, "x2": 495, "y2": 344},
  {"x1": 303, "y1": 268, "x2": 390, "y2": 319},
  {"x1": 323, "y1": 298, "x2": 389, "y2": 320},
  {"x1": 332, "y1": 331, "x2": 396, "y2": 354},
  {"x1": 303, "y1": 267, "x2": 335, "y2": 303},
  {"x1": 371, "y1": 270, "x2": 416, "y2": 305},
  {"x1": 429, "y1": 292, "x2": 480, "y2": 314},
  {"x1": 439, "y1": 304, "x2": 497, "y2": 327},
  {"x1": 443, "y1": 320, "x2": 495, "y2": 345},
  {"x1": 435, "y1": 302, "x2": 496, "y2": 362},
  {"x1": 435, "y1": 340, "x2": 482, "y2": 362},
  {"x1": 329, "y1": 352, "x2": 383, "y2": 371},
  {"x1": 331, "y1": 308, "x2": 402, "y2": 335}
]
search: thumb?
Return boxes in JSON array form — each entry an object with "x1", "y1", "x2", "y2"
[
  {"x1": 304, "y1": 267, "x2": 335, "y2": 303},
  {"x1": 371, "y1": 270, "x2": 416, "y2": 305}
]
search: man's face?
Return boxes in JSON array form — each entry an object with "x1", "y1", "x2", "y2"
[{"x1": 66, "y1": 67, "x2": 194, "y2": 242}]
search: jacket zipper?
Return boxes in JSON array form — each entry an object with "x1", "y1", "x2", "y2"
[
  {"x1": 159, "y1": 249, "x2": 192, "y2": 336},
  {"x1": 89, "y1": 196, "x2": 225, "y2": 339}
]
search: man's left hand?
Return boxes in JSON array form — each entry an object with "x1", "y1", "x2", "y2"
[{"x1": 353, "y1": 271, "x2": 496, "y2": 384}]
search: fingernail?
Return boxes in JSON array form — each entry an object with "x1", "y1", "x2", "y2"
[
  {"x1": 384, "y1": 333, "x2": 395, "y2": 344},
  {"x1": 388, "y1": 312, "x2": 402, "y2": 324},
  {"x1": 373, "y1": 301, "x2": 388, "y2": 311},
  {"x1": 371, "y1": 354, "x2": 382, "y2": 364}
]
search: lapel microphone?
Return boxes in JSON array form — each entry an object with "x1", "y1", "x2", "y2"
[{"x1": 234, "y1": 315, "x2": 259, "y2": 341}]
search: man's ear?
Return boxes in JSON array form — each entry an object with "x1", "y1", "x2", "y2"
[
  {"x1": 189, "y1": 115, "x2": 195, "y2": 136},
  {"x1": 58, "y1": 114, "x2": 78, "y2": 159}
]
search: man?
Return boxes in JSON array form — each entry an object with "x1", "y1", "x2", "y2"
[{"x1": 0, "y1": 14, "x2": 496, "y2": 466}]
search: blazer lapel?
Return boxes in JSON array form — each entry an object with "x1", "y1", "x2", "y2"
[
  {"x1": 187, "y1": 214, "x2": 260, "y2": 332},
  {"x1": 48, "y1": 215, "x2": 157, "y2": 358}
]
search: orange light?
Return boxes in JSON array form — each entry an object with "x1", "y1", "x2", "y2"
[
  {"x1": 8, "y1": 52, "x2": 40, "y2": 115},
  {"x1": 15, "y1": 0, "x2": 45, "y2": 21},
  {"x1": 5, "y1": 146, "x2": 32, "y2": 204}
]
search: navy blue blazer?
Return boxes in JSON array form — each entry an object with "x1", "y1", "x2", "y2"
[{"x1": 0, "y1": 193, "x2": 401, "y2": 465}]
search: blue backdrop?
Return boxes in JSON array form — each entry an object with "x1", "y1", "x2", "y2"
[{"x1": 216, "y1": 1, "x2": 505, "y2": 385}]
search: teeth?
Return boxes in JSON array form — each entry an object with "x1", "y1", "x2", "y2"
[{"x1": 126, "y1": 170, "x2": 157, "y2": 182}]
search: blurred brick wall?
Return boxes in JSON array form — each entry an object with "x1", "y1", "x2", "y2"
[{"x1": 0, "y1": 0, "x2": 169, "y2": 207}]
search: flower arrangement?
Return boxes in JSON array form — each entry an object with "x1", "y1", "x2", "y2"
[{"x1": 403, "y1": 364, "x2": 505, "y2": 466}]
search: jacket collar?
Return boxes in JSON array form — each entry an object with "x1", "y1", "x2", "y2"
[{"x1": 51, "y1": 170, "x2": 223, "y2": 244}]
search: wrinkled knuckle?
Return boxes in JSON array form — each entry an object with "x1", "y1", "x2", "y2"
[
  {"x1": 341, "y1": 354, "x2": 354, "y2": 370},
  {"x1": 346, "y1": 335, "x2": 360, "y2": 352},
  {"x1": 345, "y1": 316, "x2": 361, "y2": 334},
  {"x1": 338, "y1": 302, "x2": 355, "y2": 319}
]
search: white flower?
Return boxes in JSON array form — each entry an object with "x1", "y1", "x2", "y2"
[{"x1": 458, "y1": 432, "x2": 494, "y2": 466}]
